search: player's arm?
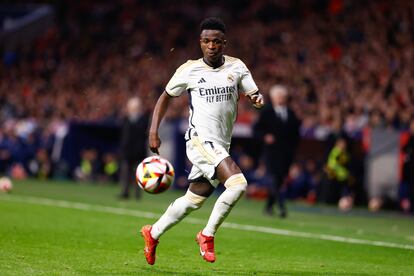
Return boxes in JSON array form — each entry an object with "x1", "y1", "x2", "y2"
[
  {"x1": 238, "y1": 60, "x2": 264, "y2": 109},
  {"x1": 149, "y1": 91, "x2": 173, "y2": 154},
  {"x1": 150, "y1": 60, "x2": 189, "y2": 153},
  {"x1": 248, "y1": 91, "x2": 264, "y2": 109}
]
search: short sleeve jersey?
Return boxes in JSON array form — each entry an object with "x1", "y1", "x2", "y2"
[{"x1": 165, "y1": 55, "x2": 258, "y2": 149}]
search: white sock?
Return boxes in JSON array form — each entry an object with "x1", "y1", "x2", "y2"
[
  {"x1": 151, "y1": 191, "x2": 205, "y2": 239},
  {"x1": 202, "y1": 174, "x2": 247, "y2": 237}
]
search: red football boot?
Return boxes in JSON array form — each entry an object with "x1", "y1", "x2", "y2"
[
  {"x1": 140, "y1": 225, "x2": 159, "y2": 265},
  {"x1": 195, "y1": 231, "x2": 215, "y2": 263}
]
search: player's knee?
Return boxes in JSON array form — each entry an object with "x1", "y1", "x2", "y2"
[
  {"x1": 224, "y1": 173, "x2": 247, "y2": 193},
  {"x1": 184, "y1": 190, "x2": 207, "y2": 208}
]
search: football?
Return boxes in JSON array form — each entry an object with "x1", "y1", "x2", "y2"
[
  {"x1": 0, "y1": 177, "x2": 13, "y2": 193},
  {"x1": 136, "y1": 156, "x2": 175, "y2": 194}
]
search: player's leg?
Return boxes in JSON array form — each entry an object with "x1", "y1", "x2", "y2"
[
  {"x1": 196, "y1": 157, "x2": 247, "y2": 262},
  {"x1": 184, "y1": 132, "x2": 246, "y2": 262},
  {"x1": 151, "y1": 180, "x2": 213, "y2": 239},
  {"x1": 141, "y1": 179, "x2": 213, "y2": 265},
  {"x1": 202, "y1": 157, "x2": 246, "y2": 237}
]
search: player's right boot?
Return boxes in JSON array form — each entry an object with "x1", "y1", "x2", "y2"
[
  {"x1": 140, "y1": 225, "x2": 159, "y2": 265},
  {"x1": 195, "y1": 231, "x2": 215, "y2": 263}
]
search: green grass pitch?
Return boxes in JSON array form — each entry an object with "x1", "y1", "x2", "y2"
[{"x1": 1, "y1": 179, "x2": 413, "y2": 275}]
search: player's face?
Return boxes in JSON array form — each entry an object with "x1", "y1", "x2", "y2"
[{"x1": 200, "y1": 30, "x2": 226, "y2": 64}]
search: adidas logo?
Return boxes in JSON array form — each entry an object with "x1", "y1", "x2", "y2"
[{"x1": 198, "y1": 78, "x2": 206, "y2": 84}]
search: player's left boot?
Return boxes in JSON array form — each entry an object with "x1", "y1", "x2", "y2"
[
  {"x1": 195, "y1": 231, "x2": 215, "y2": 263},
  {"x1": 140, "y1": 225, "x2": 159, "y2": 265}
]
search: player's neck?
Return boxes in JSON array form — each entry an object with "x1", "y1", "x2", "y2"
[{"x1": 203, "y1": 56, "x2": 224, "y2": 69}]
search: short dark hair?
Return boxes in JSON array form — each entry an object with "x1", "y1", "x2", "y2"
[{"x1": 200, "y1": 17, "x2": 226, "y2": 33}]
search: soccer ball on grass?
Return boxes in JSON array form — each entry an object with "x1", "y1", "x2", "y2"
[
  {"x1": 136, "y1": 156, "x2": 175, "y2": 194},
  {"x1": 0, "y1": 177, "x2": 13, "y2": 193}
]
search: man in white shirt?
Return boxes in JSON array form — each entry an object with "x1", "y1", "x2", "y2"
[{"x1": 140, "y1": 17, "x2": 264, "y2": 265}]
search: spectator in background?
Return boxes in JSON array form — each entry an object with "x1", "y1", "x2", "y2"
[
  {"x1": 285, "y1": 162, "x2": 307, "y2": 199},
  {"x1": 0, "y1": 130, "x2": 12, "y2": 174},
  {"x1": 245, "y1": 160, "x2": 272, "y2": 201},
  {"x1": 118, "y1": 97, "x2": 149, "y2": 199},
  {"x1": 102, "y1": 152, "x2": 119, "y2": 183},
  {"x1": 28, "y1": 148, "x2": 52, "y2": 180},
  {"x1": 254, "y1": 85, "x2": 301, "y2": 218},
  {"x1": 284, "y1": 159, "x2": 320, "y2": 204},
  {"x1": 74, "y1": 149, "x2": 99, "y2": 182},
  {"x1": 303, "y1": 158, "x2": 320, "y2": 204},
  {"x1": 238, "y1": 154, "x2": 272, "y2": 200},
  {"x1": 323, "y1": 137, "x2": 354, "y2": 211}
]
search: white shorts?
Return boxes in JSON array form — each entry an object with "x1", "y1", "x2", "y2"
[{"x1": 185, "y1": 129, "x2": 229, "y2": 187}]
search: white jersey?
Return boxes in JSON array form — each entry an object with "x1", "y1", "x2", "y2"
[{"x1": 165, "y1": 55, "x2": 258, "y2": 149}]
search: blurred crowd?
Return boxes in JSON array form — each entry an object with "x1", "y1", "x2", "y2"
[
  {"x1": 1, "y1": 0, "x2": 414, "y2": 211},
  {"x1": 2, "y1": 1, "x2": 414, "y2": 131}
]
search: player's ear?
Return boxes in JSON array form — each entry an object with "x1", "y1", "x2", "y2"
[{"x1": 223, "y1": 39, "x2": 227, "y2": 47}]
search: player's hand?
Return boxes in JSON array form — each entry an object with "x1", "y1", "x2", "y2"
[
  {"x1": 149, "y1": 132, "x2": 161, "y2": 155},
  {"x1": 250, "y1": 93, "x2": 264, "y2": 109}
]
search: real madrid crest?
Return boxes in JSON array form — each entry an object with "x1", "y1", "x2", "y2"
[{"x1": 227, "y1": 74, "x2": 235, "y2": 83}]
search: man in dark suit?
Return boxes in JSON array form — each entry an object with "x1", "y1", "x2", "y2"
[
  {"x1": 254, "y1": 85, "x2": 301, "y2": 217},
  {"x1": 119, "y1": 97, "x2": 149, "y2": 199}
]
